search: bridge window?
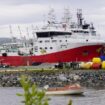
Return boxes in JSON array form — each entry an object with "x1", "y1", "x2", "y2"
[
  {"x1": 45, "y1": 40, "x2": 50, "y2": 42},
  {"x1": 52, "y1": 40, "x2": 57, "y2": 42},
  {"x1": 36, "y1": 31, "x2": 72, "y2": 38}
]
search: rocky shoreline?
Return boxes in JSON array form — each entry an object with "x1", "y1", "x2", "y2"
[{"x1": 0, "y1": 69, "x2": 105, "y2": 88}]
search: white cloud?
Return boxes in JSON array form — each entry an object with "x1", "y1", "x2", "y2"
[
  {"x1": 0, "y1": 0, "x2": 105, "y2": 38},
  {"x1": 0, "y1": 4, "x2": 48, "y2": 24}
]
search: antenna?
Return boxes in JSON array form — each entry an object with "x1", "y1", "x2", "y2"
[{"x1": 77, "y1": 9, "x2": 83, "y2": 27}]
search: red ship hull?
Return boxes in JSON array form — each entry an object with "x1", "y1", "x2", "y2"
[{"x1": 0, "y1": 45, "x2": 103, "y2": 66}]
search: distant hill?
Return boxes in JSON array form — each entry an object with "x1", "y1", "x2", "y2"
[{"x1": 0, "y1": 38, "x2": 12, "y2": 45}]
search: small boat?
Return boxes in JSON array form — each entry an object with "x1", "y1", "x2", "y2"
[{"x1": 44, "y1": 84, "x2": 83, "y2": 95}]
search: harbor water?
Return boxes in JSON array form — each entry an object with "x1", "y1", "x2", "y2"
[{"x1": 0, "y1": 87, "x2": 105, "y2": 105}]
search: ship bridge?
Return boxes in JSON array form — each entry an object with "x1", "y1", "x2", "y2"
[{"x1": 36, "y1": 31, "x2": 72, "y2": 38}]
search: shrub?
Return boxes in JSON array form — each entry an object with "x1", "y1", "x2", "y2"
[
  {"x1": 17, "y1": 75, "x2": 48, "y2": 105},
  {"x1": 17, "y1": 75, "x2": 72, "y2": 105}
]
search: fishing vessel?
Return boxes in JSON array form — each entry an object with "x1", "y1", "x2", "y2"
[
  {"x1": 44, "y1": 84, "x2": 83, "y2": 95},
  {"x1": 0, "y1": 9, "x2": 105, "y2": 66}
]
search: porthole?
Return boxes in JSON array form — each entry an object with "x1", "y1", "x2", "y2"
[
  {"x1": 86, "y1": 39, "x2": 88, "y2": 42},
  {"x1": 39, "y1": 41, "x2": 42, "y2": 43},
  {"x1": 45, "y1": 47, "x2": 47, "y2": 49},
  {"x1": 50, "y1": 47, "x2": 53, "y2": 49},
  {"x1": 40, "y1": 47, "x2": 42, "y2": 49}
]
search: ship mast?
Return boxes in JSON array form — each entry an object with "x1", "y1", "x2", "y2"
[
  {"x1": 17, "y1": 25, "x2": 26, "y2": 47},
  {"x1": 62, "y1": 8, "x2": 71, "y2": 24},
  {"x1": 9, "y1": 25, "x2": 17, "y2": 43},
  {"x1": 77, "y1": 9, "x2": 83, "y2": 28},
  {"x1": 31, "y1": 24, "x2": 37, "y2": 40},
  {"x1": 47, "y1": 8, "x2": 56, "y2": 26},
  {"x1": 62, "y1": 8, "x2": 72, "y2": 30},
  {"x1": 9, "y1": 25, "x2": 14, "y2": 42},
  {"x1": 26, "y1": 27, "x2": 29, "y2": 39},
  {"x1": 26, "y1": 27, "x2": 31, "y2": 47},
  {"x1": 9, "y1": 25, "x2": 12, "y2": 36}
]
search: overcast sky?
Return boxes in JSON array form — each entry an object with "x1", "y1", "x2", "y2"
[{"x1": 0, "y1": 0, "x2": 105, "y2": 38}]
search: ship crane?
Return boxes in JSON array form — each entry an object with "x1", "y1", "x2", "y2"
[
  {"x1": 18, "y1": 25, "x2": 22, "y2": 38},
  {"x1": 9, "y1": 25, "x2": 16, "y2": 43}
]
